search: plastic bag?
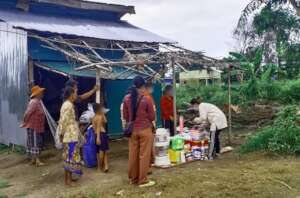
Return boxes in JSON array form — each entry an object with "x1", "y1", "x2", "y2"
[
  {"x1": 82, "y1": 126, "x2": 97, "y2": 168},
  {"x1": 79, "y1": 103, "x2": 95, "y2": 124}
]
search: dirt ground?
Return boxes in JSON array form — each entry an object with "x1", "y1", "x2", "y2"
[{"x1": 1, "y1": 132, "x2": 300, "y2": 198}]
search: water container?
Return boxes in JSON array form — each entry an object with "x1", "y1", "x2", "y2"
[
  {"x1": 155, "y1": 128, "x2": 170, "y2": 147},
  {"x1": 170, "y1": 137, "x2": 184, "y2": 151},
  {"x1": 154, "y1": 155, "x2": 171, "y2": 167}
]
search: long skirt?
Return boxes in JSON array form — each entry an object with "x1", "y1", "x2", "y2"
[
  {"x1": 26, "y1": 129, "x2": 43, "y2": 157},
  {"x1": 63, "y1": 142, "x2": 83, "y2": 176}
]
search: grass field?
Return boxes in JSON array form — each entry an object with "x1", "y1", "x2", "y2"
[{"x1": 0, "y1": 133, "x2": 300, "y2": 198}]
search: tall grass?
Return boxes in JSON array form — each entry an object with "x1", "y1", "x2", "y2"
[
  {"x1": 240, "y1": 105, "x2": 300, "y2": 155},
  {"x1": 176, "y1": 79, "x2": 300, "y2": 109}
]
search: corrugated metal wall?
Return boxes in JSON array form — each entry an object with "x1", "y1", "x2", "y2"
[
  {"x1": 103, "y1": 79, "x2": 162, "y2": 138},
  {"x1": 0, "y1": 22, "x2": 28, "y2": 146}
]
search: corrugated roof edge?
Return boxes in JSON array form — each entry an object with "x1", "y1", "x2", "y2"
[{"x1": 32, "y1": 0, "x2": 135, "y2": 15}]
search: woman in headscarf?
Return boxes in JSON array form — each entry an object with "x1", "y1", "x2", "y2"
[
  {"x1": 123, "y1": 76, "x2": 156, "y2": 187},
  {"x1": 21, "y1": 85, "x2": 46, "y2": 167},
  {"x1": 58, "y1": 87, "x2": 82, "y2": 186}
]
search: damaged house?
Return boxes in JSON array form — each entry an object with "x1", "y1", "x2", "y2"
[{"x1": 0, "y1": 0, "x2": 173, "y2": 146}]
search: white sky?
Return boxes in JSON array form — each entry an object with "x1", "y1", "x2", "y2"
[{"x1": 87, "y1": 0, "x2": 249, "y2": 58}]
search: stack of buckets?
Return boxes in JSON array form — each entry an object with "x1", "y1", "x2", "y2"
[{"x1": 154, "y1": 128, "x2": 171, "y2": 167}]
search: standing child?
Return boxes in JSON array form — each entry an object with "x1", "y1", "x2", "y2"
[{"x1": 92, "y1": 103, "x2": 109, "y2": 172}]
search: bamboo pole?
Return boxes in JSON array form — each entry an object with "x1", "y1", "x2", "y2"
[
  {"x1": 172, "y1": 56, "x2": 177, "y2": 135},
  {"x1": 28, "y1": 58, "x2": 34, "y2": 88},
  {"x1": 74, "y1": 60, "x2": 164, "y2": 70},
  {"x1": 228, "y1": 65, "x2": 232, "y2": 145},
  {"x1": 96, "y1": 69, "x2": 101, "y2": 104}
]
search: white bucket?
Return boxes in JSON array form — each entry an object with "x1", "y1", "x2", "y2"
[
  {"x1": 155, "y1": 145, "x2": 169, "y2": 157},
  {"x1": 155, "y1": 128, "x2": 170, "y2": 147},
  {"x1": 154, "y1": 155, "x2": 171, "y2": 167}
]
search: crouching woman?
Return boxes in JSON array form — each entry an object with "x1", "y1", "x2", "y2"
[{"x1": 58, "y1": 87, "x2": 83, "y2": 186}]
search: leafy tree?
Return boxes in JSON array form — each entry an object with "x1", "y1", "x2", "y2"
[{"x1": 235, "y1": 2, "x2": 300, "y2": 78}]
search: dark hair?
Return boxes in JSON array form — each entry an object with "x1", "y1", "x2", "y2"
[
  {"x1": 65, "y1": 78, "x2": 78, "y2": 88},
  {"x1": 190, "y1": 98, "x2": 200, "y2": 105},
  {"x1": 63, "y1": 86, "x2": 75, "y2": 101},
  {"x1": 92, "y1": 103, "x2": 103, "y2": 113},
  {"x1": 130, "y1": 76, "x2": 146, "y2": 120},
  {"x1": 145, "y1": 81, "x2": 153, "y2": 88},
  {"x1": 164, "y1": 85, "x2": 173, "y2": 95}
]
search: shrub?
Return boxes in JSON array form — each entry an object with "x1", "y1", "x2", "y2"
[
  {"x1": 280, "y1": 79, "x2": 300, "y2": 103},
  {"x1": 240, "y1": 105, "x2": 300, "y2": 155}
]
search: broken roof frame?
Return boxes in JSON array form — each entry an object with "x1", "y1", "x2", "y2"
[{"x1": 31, "y1": 33, "x2": 238, "y2": 81}]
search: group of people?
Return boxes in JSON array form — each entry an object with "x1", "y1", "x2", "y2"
[{"x1": 20, "y1": 75, "x2": 227, "y2": 188}]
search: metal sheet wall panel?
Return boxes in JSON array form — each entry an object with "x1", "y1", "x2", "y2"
[
  {"x1": 0, "y1": 22, "x2": 28, "y2": 146},
  {"x1": 103, "y1": 79, "x2": 162, "y2": 138}
]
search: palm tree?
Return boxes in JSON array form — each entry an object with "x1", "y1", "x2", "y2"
[
  {"x1": 237, "y1": 0, "x2": 299, "y2": 31},
  {"x1": 235, "y1": 1, "x2": 300, "y2": 69}
]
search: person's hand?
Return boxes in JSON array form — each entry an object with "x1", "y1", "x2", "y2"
[
  {"x1": 96, "y1": 136, "x2": 101, "y2": 145},
  {"x1": 93, "y1": 85, "x2": 100, "y2": 92},
  {"x1": 170, "y1": 116, "x2": 174, "y2": 121},
  {"x1": 193, "y1": 117, "x2": 201, "y2": 124},
  {"x1": 19, "y1": 122, "x2": 25, "y2": 128}
]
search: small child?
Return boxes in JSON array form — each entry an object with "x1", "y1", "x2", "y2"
[{"x1": 92, "y1": 103, "x2": 109, "y2": 172}]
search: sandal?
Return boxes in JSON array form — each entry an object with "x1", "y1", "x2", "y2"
[
  {"x1": 35, "y1": 161, "x2": 46, "y2": 167},
  {"x1": 139, "y1": 180, "x2": 156, "y2": 188}
]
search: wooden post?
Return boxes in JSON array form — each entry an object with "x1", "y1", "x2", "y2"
[
  {"x1": 28, "y1": 58, "x2": 34, "y2": 89},
  {"x1": 96, "y1": 69, "x2": 101, "y2": 104},
  {"x1": 228, "y1": 65, "x2": 232, "y2": 145},
  {"x1": 172, "y1": 57, "x2": 177, "y2": 134}
]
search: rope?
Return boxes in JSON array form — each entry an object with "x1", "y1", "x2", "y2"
[{"x1": 41, "y1": 101, "x2": 63, "y2": 149}]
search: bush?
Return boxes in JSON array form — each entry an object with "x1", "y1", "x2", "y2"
[
  {"x1": 176, "y1": 79, "x2": 300, "y2": 110},
  {"x1": 176, "y1": 84, "x2": 231, "y2": 109},
  {"x1": 240, "y1": 105, "x2": 300, "y2": 155},
  {"x1": 280, "y1": 79, "x2": 300, "y2": 103}
]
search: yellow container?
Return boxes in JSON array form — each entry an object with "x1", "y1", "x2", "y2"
[{"x1": 168, "y1": 149, "x2": 181, "y2": 163}]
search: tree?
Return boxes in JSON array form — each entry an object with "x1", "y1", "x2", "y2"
[{"x1": 234, "y1": 2, "x2": 300, "y2": 77}]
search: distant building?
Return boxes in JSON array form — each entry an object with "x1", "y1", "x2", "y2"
[
  {"x1": 0, "y1": 0, "x2": 172, "y2": 145},
  {"x1": 179, "y1": 67, "x2": 222, "y2": 85}
]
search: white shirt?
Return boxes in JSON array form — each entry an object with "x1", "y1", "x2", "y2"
[{"x1": 194, "y1": 103, "x2": 228, "y2": 131}]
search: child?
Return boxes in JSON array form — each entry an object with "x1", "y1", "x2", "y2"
[{"x1": 92, "y1": 103, "x2": 109, "y2": 172}]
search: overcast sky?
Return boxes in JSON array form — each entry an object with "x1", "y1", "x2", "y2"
[{"x1": 88, "y1": 0, "x2": 249, "y2": 58}]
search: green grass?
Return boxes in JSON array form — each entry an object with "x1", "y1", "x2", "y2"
[
  {"x1": 0, "y1": 144, "x2": 9, "y2": 154},
  {"x1": 0, "y1": 192, "x2": 8, "y2": 198},
  {"x1": 240, "y1": 105, "x2": 300, "y2": 155},
  {"x1": 176, "y1": 79, "x2": 300, "y2": 110},
  {"x1": 14, "y1": 192, "x2": 28, "y2": 198},
  {"x1": 0, "y1": 180, "x2": 11, "y2": 189}
]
